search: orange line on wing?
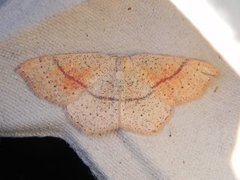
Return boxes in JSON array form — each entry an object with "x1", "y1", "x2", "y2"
[
  {"x1": 54, "y1": 59, "x2": 88, "y2": 89},
  {"x1": 151, "y1": 61, "x2": 187, "y2": 89}
]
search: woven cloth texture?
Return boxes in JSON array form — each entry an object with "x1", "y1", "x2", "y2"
[{"x1": 0, "y1": 0, "x2": 240, "y2": 179}]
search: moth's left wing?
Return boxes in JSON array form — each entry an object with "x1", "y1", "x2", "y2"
[{"x1": 17, "y1": 53, "x2": 112, "y2": 106}]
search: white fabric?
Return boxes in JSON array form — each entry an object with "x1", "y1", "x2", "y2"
[{"x1": 0, "y1": 0, "x2": 240, "y2": 179}]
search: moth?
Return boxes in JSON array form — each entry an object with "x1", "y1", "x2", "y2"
[{"x1": 17, "y1": 53, "x2": 219, "y2": 135}]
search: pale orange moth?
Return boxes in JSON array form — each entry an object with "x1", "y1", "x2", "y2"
[{"x1": 17, "y1": 53, "x2": 219, "y2": 135}]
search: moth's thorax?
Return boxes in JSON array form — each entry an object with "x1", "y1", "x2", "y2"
[{"x1": 88, "y1": 56, "x2": 153, "y2": 102}]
